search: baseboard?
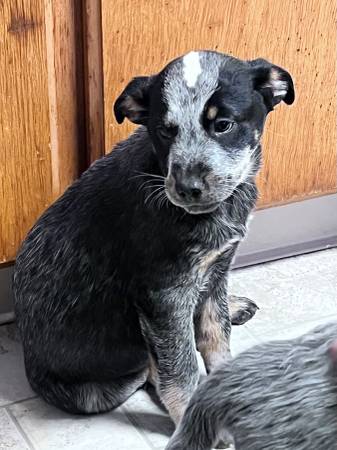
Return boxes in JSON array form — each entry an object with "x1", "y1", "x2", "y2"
[
  {"x1": 233, "y1": 192, "x2": 337, "y2": 268},
  {"x1": 0, "y1": 265, "x2": 14, "y2": 325},
  {"x1": 1, "y1": 193, "x2": 336, "y2": 324}
]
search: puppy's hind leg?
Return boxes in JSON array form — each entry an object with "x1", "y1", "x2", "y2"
[{"x1": 29, "y1": 369, "x2": 148, "y2": 414}]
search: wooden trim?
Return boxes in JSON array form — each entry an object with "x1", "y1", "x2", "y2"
[
  {"x1": 44, "y1": 0, "x2": 59, "y2": 196},
  {"x1": 82, "y1": 0, "x2": 105, "y2": 164},
  {"x1": 44, "y1": 0, "x2": 84, "y2": 198}
]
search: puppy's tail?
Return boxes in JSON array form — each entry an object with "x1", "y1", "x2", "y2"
[{"x1": 27, "y1": 369, "x2": 147, "y2": 414}]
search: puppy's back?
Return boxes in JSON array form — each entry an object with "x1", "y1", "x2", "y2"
[{"x1": 167, "y1": 322, "x2": 337, "y2": 450}]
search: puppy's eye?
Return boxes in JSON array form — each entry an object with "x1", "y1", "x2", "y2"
[
  {"x1": 214, "y1": 119, "x2": 235, "y2": 134},
  {"x1": 156, "y1": 125, "x2": 178, "y2": 140}
]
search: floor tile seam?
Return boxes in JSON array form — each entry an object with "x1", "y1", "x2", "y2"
[
  {"x1": 121, "y1": 404, "x2": 159, "y2": 450},
  {"x1": 0, "y1": 395, "x2": 38, "y2": 409},
  {"x1": 4, "y1": 405, "x2": 35, "y2": 450}
]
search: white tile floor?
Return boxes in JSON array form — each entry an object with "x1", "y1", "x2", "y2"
[{"x1": 0, "y1": 248, "x2": 336, "y2": 449}]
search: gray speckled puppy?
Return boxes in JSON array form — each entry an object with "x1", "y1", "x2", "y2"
[
  {"x1": 13, "y1": 50, "x2": 294, "y2": 425},
  {"x1": 166, "y1": 322, "x2": 337, "y2": 450}
]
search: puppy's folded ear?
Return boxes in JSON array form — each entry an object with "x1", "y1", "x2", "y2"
[
  {"x1": 249, "y1": 59, "x2": 295, "y2": 112},
  {"x1": 114, "y1": 76, "x2": 154, "y2": 125}
]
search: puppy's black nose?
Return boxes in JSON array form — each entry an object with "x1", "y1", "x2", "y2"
[
  {"x1": 172, "y1": 163, "x2": 207, "y2": 202},
  {"x1": 176, "y1": 180, "x2": 203, "y2": 201}
]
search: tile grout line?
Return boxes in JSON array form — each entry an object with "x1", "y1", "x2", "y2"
[
  {"x1": 241, "y1": 325, "x2": 261, "y2": 343},
  {"x1": 121, "y1": 404, "x2": 159, "y2": 450},
  {"x1": 4, "y1": 406, "x2": 36, "y2": 450},
  {"x1": 1, "y1": 395, "x2": 38, "y2": 409}
]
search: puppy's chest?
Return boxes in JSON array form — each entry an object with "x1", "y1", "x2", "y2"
[
  {"x1": 187, "y1": 216, "x2": 247, "y2": 282},
  {"x1": 190, "y1": 236, "x2": 240, "y2": 285}
]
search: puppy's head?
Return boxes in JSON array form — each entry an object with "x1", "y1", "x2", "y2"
[{"x1": 114, "y1": 51, "x2": 294, "y2": 214}]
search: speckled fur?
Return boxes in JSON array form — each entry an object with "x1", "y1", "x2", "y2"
[
  {"x1": 13, "y1": 51, "x2": 294, "y2": 422},
  {"x1": 167, "y1": 322, "x2": 337, "y2": 450}
]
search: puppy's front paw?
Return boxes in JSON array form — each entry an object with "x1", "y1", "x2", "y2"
[{"x1": 228, "y1": 295, "x2": 259, "y2": 326}]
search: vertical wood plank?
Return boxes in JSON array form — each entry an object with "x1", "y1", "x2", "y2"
[
  {"x1": 44, "y1": 0, "x2": 83, "y2": 197},
  {"x1": 0, "y1": 0, "x2": 84, "y2": 263},
  {"x1": 0, "y1": 0, "x2": 52, "y2": 263}
]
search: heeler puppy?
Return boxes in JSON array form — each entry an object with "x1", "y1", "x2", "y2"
[
  {"x1": 166, "y1": 322, "x2": 337, "y2": 450},
  {"x1": 13, "y1": 51, "x2": 294, "y2": 424}
]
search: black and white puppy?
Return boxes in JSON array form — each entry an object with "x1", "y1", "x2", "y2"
[
  {"x1": 166, "y1": 322, "x2": 337, "y2": 450},
  {"x1": 13, "y1": 51, "x2": 294, "y2": 424}
]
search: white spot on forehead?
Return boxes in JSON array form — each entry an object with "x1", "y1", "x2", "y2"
[
  {"x1": 163, "y1": 52, "x2": 220, "y2": 125},
  {"x1": 183, "y1": 51, "x2": 202, "y2": 88}
]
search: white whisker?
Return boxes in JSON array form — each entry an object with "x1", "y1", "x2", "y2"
[
  {"x1": 131, "y1": 171, "x2": 165, "y2": 180},
  {"x1": 144, "y1": 186, "x2": 165, "y2": 206}
]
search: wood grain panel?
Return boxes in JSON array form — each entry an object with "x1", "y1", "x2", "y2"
[
  {"x1": 0, "y1": 0, "x2": 83, "y2": 263},
  {"x1": 0, "y1": 0, "x2": 52, "y2": 263},
  {"x1": 44, "y1": 0, "x2": 83, "y2": 195},
  {"x1": 101, "y1": 0, "x2": 337, "y2": 207}
]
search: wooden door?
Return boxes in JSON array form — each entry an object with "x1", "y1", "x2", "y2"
[
  {"x1": 99, "y1": 0, "x2": 337, "y2": 208},
  {"x1": 0, "y1": 0, "x2": 84, "y2": 263},
  {"x1": 1, "y1": 0, "x2": 336, "y2": 264}
]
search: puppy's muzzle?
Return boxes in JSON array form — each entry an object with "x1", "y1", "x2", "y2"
[{"x1": 165, "y1": 163, "x2": 220, "y2": 214}]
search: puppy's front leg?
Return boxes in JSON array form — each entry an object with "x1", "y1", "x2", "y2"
[
  {"x1": 196, "y1": 258, "x2": 233, "y2": 374},
  {"x1": 138, "y1": 286, "x2": 199, "y2": 425},
  {"x1": 196, "y1": 296, "x2": 231, "y2": 374}
]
